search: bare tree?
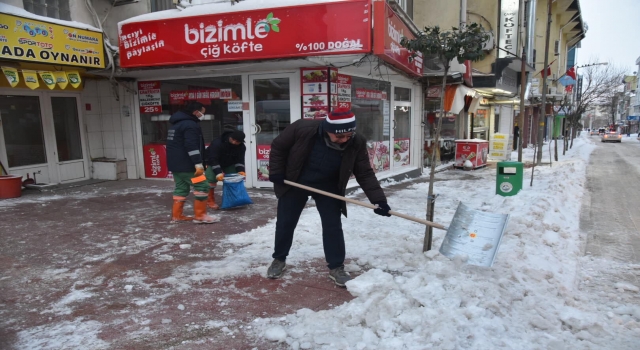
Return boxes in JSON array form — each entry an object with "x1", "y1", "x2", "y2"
[
  {"x1": 562, "y1": 60, "x2": 627, "y2": 149},
  {"x1": 401, "y1": 24, "x2": 489, "y2": 251}
]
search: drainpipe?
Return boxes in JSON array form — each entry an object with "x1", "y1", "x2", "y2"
[
  {"x1": 461, "y1": 0, "x2": 467, "y2": 138},
  {"x1": 526, "y1": 0, "x2": 537, "y2": 66}
]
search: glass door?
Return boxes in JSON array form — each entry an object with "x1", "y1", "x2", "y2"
[
  {"x1": 392, "y1": 87, "x2": 412, "y2": 169},
  {"x1": 50, "y1": 96, "x2": 86, "y2": 182},
  {"x1": 248, "y1": 73, "x2": 299, "y2": 187}
]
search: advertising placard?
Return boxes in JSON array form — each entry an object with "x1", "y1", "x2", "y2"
[
  {"x1": 138, "y1": 81, "x2": 162, "y2": 114},
  {"x1": 301, "y1": 67, "x2": 330, "y2": 119},
  {"x1": 489, "y1": 133, "x2": 512, "y2": 160},
  {"x1": 335, "y1": 74, "x2": 352, "y2": 110},
  {"x1": 119, "y1": 0, "x2": 371, "y2": 68},
  {"x1": 373, "y1": 1, "x2": 423, "y2": 76},
  {"x1": 143, "y1": 144, "x2": 171, "y2": 178},
  {"x1": 0, "y1": 13, "x2": 105, "y2": 68},
  {"x1": 256, "y1": 145, "x2": 270, "y2": 182}
]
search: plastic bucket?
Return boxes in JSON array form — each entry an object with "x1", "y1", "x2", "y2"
[{"x1": 0, "y1": 175, "x2": 23, "y2": 199}]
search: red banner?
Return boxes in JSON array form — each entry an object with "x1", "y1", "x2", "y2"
[
  {"x1": 373, "y1": 1, "x2": 423, "y2": 77},
  {"x1": 355, "y1": 88, "x2": 387, "y2": 100},
  {"x1": 119, "y1": 1, "x2": 372, "y2": 68}
]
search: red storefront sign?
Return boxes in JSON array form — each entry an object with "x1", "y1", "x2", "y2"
[
  {"x1": 373, "y1": 1, "x2": 423, "y2": 77},
  {"x1": 119, "y1": 1, "x2": 372, "y2": 68},
  {"x1": 138, "y1": 81, "x2": 162, "y2": 113}
]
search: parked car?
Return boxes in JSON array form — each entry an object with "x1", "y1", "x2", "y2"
[{"x1": 601, "y1": 131, "x2": 622, "y2": 143}]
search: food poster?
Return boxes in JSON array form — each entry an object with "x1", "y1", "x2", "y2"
[
  {"x1": 366, "y1": 141, "x2": 391, "y2": 173},
  {"x1": 256, "y1": 145, "x2": 271, "y2": 181},
  {"x1": 334, "y1": 73, "x2": 352, "y2": 110},
  {"x1": 393, "y1": 138, "x2": 410, "y2": 167},
  {"x1": 301, "y1": 68, "x2": 330, "y2": 119},
  {"x1": 474, "y1": 109, "x2": 488, "y2": 127},
  {"x1": 138, "y1": 81, "x2": 162, "y2": 114}
]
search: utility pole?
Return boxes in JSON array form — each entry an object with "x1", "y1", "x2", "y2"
[
  {"x1": 518, "y1": 50, "x2": 527, "y2": 163},
  {"x1": 536, "y1": 0, "x2": 552, "y2": 165},
  {"x1": 517, "y1": 0, "x2": 529, "y2": 163}
]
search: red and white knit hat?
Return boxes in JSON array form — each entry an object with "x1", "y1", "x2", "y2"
[{"x1": 323, "y1": 108, "x2": 356, "y2": 134}]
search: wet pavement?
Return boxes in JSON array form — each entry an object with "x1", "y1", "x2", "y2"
[{"x1": 0, "y1": 180, "x2": 359, "y2": 350}]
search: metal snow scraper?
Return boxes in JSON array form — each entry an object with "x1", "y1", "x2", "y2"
[
  {"x1": 439, "y1": 202, "x2": 509, "y2": 267},
  {"x1": 284, "y1": 181, "x2": 509, "y2": 267}
]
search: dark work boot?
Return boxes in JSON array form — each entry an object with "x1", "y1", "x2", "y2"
[
  {"x1": 267, "y1": 259, "x2": 287, "y2": 279},
  {"x1": 329, "y1": 265, "x2": 351, "y2": 287}
]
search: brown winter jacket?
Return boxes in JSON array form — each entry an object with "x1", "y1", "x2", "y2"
[{"x1": 270, "y1": 119, "x2": 386, "y2": 217}]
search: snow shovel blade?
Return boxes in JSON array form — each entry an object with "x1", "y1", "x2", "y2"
[
  {"x1": 439, "y1": 202, "x2": 509, "y2": 267},
  {"x1": 283, "y1": 180, "x2": 447, "y2": 230}
]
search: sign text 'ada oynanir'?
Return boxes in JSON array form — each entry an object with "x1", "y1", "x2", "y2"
[{"x1": 0, "y1": 13, "x2": 105, "y2": 69}]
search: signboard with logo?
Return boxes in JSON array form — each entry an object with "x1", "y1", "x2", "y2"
[
  {"x1": 373, "y1": 1, "x2": 423, "y2": 77},
  {"x1": 137, "y1": 81, "x2": 162, "y2": 114},
  {"x1": 118, "y1": 1, "x2": 371, "y2": 68},
  {"x1": 0, "y1": 13, "x2": 105, "y2": 68},
  {"x1": 498, "y1": 0, "x2": 519, "y2": 59},
  {"x1": 143, "y1": 144, "x2": 171, "y2": 178}
]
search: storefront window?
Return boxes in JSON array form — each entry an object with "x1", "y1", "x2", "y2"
[
  {"x1": 393, "y1": 87, "x2": 411, "y2": 168},
  {"x1": 0, "y1": 95, "x2": 47, "y2": 167},
  {"x1": 140, "y1": 76, "x2": 242, "y2": 178},
  {"x1": 424, "y1": 97, "x2": 456, "y2": 165},
  {"x1": 351, "y1": 76, "x2": 391, "y2": 173}
]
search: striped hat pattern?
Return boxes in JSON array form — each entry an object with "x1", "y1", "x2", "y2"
[{"x1": 323, "y1": 107, "x2": 356, "y2": 134}]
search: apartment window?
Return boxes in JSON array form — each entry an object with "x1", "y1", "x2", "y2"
[
  {"x1": 151, "y1": 0, "x2": 174, "y2": 12},
  {"x1": 23, "y1": 0, "x2": 71, "y2": 21},
  {"x1": 395, "y1": 0, "x2": 413, "y2": 19}
]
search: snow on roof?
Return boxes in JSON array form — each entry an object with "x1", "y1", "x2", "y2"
[
  {"x1": 0, "y1": 3, "x2": 102, "y2": 33},
  {"x1": 118, "y1": 0, "x2": 354, "y2": 29}
]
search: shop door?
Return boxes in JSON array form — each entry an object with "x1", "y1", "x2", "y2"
[
  {"x1": 248, "y1": 73, "x2": 300, "y2": 187},
  {"x1": 392, "y1": 86, "x2": 413, "y2": 170},
  {"x1": 48, "y1": 96, "x2": 86, "y2": 182}
]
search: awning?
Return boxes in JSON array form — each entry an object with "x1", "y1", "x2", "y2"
[{"x1": 444, "y1": 85, "x2": 480, "y2": 114}]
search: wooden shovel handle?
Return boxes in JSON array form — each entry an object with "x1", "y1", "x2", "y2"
[{"x1": 283, "y1": 180, "x2": 447, "y2": 230}]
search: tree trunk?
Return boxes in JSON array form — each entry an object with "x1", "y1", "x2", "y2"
[{"x1": 423, "y1": 65, "x2": 448, "y2": 252}]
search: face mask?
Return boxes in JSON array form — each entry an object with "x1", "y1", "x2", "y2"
[{"x1": 196, "y1": 111, "x2": 204, "y2": 119}]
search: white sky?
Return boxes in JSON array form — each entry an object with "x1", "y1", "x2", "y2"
[
  {"x1": 576, "y1": 0, "x2": 640, "y2": 73},
  {"x1": 12, "y1": 135, "x2": 640, "y2": 349}
]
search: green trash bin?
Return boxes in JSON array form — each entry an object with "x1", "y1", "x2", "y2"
[{"x1": 496, "y1": 161, "x2": 523, "y2": 196}]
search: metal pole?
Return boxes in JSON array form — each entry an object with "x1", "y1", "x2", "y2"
[
  {"x1": 424, "y1": 194, "x2": 438, "y2": 251},
  {"x1": 518, "y1": 45, "x2": 527, "y2": 162},
  {"x1": 536, "y1": 0, "x2": 552, "y2": 165}
]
